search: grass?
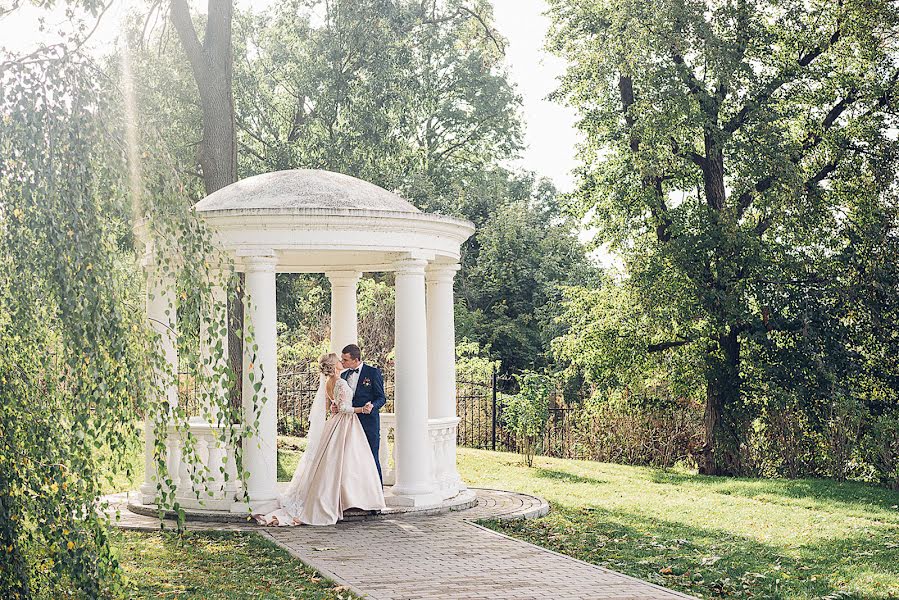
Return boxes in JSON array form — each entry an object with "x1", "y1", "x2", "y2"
[
  {"x1": 109, "y1": 436, "x2": 899, "y2": 599},
  {"x1": 114, "y1": 529, "x2": 355, "y2": 599},
  {"x1": 108, "y1": 434, "x2": 356, "y2": 599},
  {"x1": 453, "y1": 447, "x2": 899, "y2": 600}
]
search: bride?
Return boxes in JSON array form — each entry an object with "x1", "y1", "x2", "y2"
[{"x1": 255, "y1": 352, "x2": 385, "y2": 526}]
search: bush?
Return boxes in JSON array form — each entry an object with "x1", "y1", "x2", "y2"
[
  {"x1": 567, "y1": 391, "x2": 702, "y2": 468},
  {"x1": 862, "y1": 413, "x2": 899, "y2": 491},
  {"x1": 502, "y1": 371, "x2": 553, "y2": 467}
]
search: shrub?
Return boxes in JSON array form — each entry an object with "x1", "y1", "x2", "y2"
[
  {"x1": 862, "y1": 413, "x2": 899, "y2": 491},
  {"x1": 502, "y1": 371, "x2": 553, "y2": 467}
]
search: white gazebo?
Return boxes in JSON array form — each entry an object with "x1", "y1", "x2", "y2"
[{"x1": 139, "y1": 169, "x2": 474, "y2": 514}]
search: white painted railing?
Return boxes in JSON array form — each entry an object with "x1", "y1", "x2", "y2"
[
  {"x1": 380, "y1": 413, "x2": 462, "y2": 500},
  {"x1": 379, "y1": 413, "x2": 398, "y2": 486},
  {"x1": 163, "y1": 417, "x2": 241, "y2": 511}
]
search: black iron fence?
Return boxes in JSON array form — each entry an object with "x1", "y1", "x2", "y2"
[
  {"x1": 180, "y1": 363, "x2": 700, "y2": 466},
  {"x1": 456, "y1": 368, "x2": 517, "y2": 452}
]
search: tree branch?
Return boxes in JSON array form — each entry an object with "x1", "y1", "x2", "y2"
[
  {"x1": 170, "y1": 0, "x2": 208, "y2": 80},
  {"x1": 617, "y1": 74, "x2": 673, "y2": 242},
  {"x1": 671, "y1": 136, "x2": 707, "y2": 169},
  {"x1": 736, "y1": 88, "x2": 860, "y2": 218},
  {"x1": 619, "y1": 74, "x2": 639, "y2": 151},
  {"x1": 670, "y1": 50, "x2": 717, "y2": 116},
  {"x1": 724, "y1": 14, "x2": 843, "y2": 134}
]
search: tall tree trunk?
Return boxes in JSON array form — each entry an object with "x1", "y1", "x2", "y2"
[
  {"x1": 703, "y1": 135, "x2": 726, "y2": 211},
  {"x1": 170, "y1": 0, "x2": 237, "y2": 194},
  {"x1": 170, "y1": 0, "x2": 241, "y2": 400},
  {"x1": 699, "y1": 328, "x2": 745, "y2": 475},
  {"x1": 698, "y1": 131, "x2": 745, "y2": 475}
]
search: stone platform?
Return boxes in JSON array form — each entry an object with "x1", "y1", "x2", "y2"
[{"x1": 125, "y1": 483, "x2": 479, "y2": 523}]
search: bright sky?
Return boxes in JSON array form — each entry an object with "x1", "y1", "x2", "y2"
[
  {"x1": 492, "y1": 0, "x2": 579, "y2": 192},
  {"x1": 0, "y1": 0, "x2": 580, "y2": 192}
]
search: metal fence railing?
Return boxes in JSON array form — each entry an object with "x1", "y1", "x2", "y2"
[{"x1": 178, "y1": 365, "x2": 578, "y2": 459}]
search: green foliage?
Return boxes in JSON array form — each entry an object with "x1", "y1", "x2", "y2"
[
  {"x1": 458, "y1": 190, "x2": 598, "y2": 372},
  {"x1": 233, "y1": 0, "x2": 522, "y2": 215},
  {"x1": 0, "y1": 49, "x2": 144, "y2": 598},
  {"x1": 0, "y1": 8, "x2": 259, "y2": 597},
  {"x1": 862, "y1": 413, "x2": 899, "y2": 491},
  {"x1": 501, "y1": 372, "x2": 553, "y2": 467},
  {"x1": 548, "y1": 0, "x2": 899, "y2": 476},
  {"x1": 455, "y1": 339, "x2": 500, "y2": 383}
]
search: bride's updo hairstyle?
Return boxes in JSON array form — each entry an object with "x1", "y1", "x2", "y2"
[{"x1": 318, "y1": 352, "x2": 340, "y2": 377}]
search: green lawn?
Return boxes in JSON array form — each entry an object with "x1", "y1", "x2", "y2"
[
  {"x1": 454, "y1": 447, "x2": 899, "y2": 600},
  {"x1": 111, "y1": 437, "x2": 899, "y2": 599},
  {"x1": 115, "y1": 529, "x2": 355, "y2": 599},
  {"x1": 110, "y1": 435, "x2": 356, "y2": 599}
]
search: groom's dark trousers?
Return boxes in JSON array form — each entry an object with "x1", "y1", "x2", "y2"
[{"x1": 342, "y1": 364, "x2": 386, "y2": 482}]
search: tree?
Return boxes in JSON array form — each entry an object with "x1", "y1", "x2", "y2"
[
  {"x1": 170, "y1": 0, "x2": 236, "y2": 194},
  {"x1": 548, "y1": 0, "x2": 899, "y2": 474},
  {"x1": 457, "y1": 176, "x2": 598, "y2": 372},
  {"x1": 502, "y1": 371, "x2": 553, "y2": 466},
  {"x1": 233, "y1": 0, "x2": 521, "y2": 216},
  {"x1": 0, "y1": 4, "x2": 251, "y2": 595}
]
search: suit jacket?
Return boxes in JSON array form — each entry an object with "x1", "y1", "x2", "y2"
[{"x1": 342, "y1": 363, "x2": 386, "y2": 437}]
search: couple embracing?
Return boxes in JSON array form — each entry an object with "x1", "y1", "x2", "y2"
[{"x1": 256, "y1": 344, "x2": 387, "y2": 526}]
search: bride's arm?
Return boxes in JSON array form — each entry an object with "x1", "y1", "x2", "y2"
[{"x1": 338, "y1": 380, "x2": 366, "y2": 414}]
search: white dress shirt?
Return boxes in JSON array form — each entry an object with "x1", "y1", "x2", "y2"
[{"x1": 346, "y1": 361, "x2": 364, "y2": 393}]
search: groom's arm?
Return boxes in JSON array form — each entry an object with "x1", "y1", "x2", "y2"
[{"x1": 371, "y1": 368, "x2": 387, "y2": 411}]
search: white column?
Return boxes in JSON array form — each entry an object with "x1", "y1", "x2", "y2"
[
  {"x1": 236, "y1": 254, "x2": 279, "y2": 513},
  {"x1": 390, "y1": 257, "x2": 440, "y2": 506},
  {"x1": 426, "y1": 263, "x2": 460, "y2": 419},
  {"x1": 327, "y1": 270, "x2": 361, "y2": 354},
  {"x1": 426, "y1": 263, "x2": 464, "y2": 495},
  {"x1": 141, "y1": 260, "x2": 178, "y2": 504}
]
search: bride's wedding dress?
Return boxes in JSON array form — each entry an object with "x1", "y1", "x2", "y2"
[{"x1": 256, "y1": 377, "x2": 385, "y2": 526}]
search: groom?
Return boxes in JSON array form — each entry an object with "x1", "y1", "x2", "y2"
[{"x1": 335, "y1": 344, "x2": 386, "y2": 482}]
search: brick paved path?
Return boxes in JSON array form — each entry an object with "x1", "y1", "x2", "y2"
[{"x1": 110, "y1": 489, "x2": 694, "y2": 600}]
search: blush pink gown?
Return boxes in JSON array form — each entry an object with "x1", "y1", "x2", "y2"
[{"x1": 257, "y1": 378, "x2": 385, "y2": 526}]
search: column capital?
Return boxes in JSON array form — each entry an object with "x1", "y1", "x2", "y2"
[
  {"x1": 242, "y1": 253, "x2": 278, "y2": 272},
  {"x1": 426, "y1": 262, "x2": 461, "y2": 284},
  {"x1": 394, "y1": 257, "x2": 428, "y2": 275},
  {"x1": 325, "y1": 270, "x2": 362, "y2": 286}
]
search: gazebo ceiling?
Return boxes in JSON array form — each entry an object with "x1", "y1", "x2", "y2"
[{"x1": 194, "y1": 169, "x2": 420, "y2": 214}]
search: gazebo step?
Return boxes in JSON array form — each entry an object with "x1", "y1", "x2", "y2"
[{"x1": 125, "y1": 488, "x2": 478, "y2": 523}]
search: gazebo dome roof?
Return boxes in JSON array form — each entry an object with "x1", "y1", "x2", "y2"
[
  {"x1": 190, "y1": 168, "x2": 473, "y2": 273},
  {"x1": 194, "y1": 169, "x2": 420, "y2": 214}
]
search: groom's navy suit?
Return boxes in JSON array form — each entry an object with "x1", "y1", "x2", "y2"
[{"x1": 342, "y1": 363, "x2": 386, "y2": 482}]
